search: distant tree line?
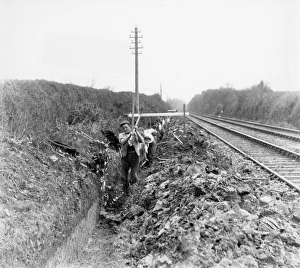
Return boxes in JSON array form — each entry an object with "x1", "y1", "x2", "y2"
[
  {"x1": 188, "y1": 81, "x2": 300, "y2": 129},
  {"x1": 167, "y1": 98, "x2": 186, "y2": 112}
]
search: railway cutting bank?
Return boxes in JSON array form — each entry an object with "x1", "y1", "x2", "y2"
[{"x1": 2, "y1": 80, "x2": 300, "y2": 267}]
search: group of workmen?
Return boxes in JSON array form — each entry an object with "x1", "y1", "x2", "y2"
[{"x1": 118, "y1": 118, "x2": 167, "y2": 195}]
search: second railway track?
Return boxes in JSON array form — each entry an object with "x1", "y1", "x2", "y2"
[
  {"x1": 188, "y1": 114, "x2": 300, "y2": 192},
  {"x1": 205, "y1": 114, "x2": 300, "y2": 138},
  {"x1": 201, "y1": 114, "x2": 300, "y2": 153}
]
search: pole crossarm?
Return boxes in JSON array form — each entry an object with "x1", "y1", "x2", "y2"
[{"x1": 127, "y1": 112, "x2": 190, "y2": 117}]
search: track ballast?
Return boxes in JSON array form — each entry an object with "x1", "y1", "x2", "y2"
[{"x1": 188, "y1": 114, "x2": 300, "y2": 192}]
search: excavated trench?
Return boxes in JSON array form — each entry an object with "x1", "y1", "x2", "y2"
[
  {"x1": 3, "y1": 118, "x2": 300, "y2": 268},
  {"x1": 44, "y1": 145, "x2": 128, "y2": 267},
  {"x1": 66, "y1": 120, "x2": 300, "y2": 268},
  {"x1": 45, "y1": 199, "x2": 100, "y2": 268},
  {"x1": 0, "y1": 133, "x2": 114, "y2": 268}
]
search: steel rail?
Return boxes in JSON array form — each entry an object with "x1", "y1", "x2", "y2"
[
  {"x1": 200, "y1": 114, "x2": 300, "y2": 141},
  {"x1": 204, "y1": 114, "x2": 300, "y2": 136},
  {"x1": 188, "y1": 115, "x2": 300, "y2": 193},
  {"x1": 191, "y1": 115, "x2": 300, "y2": 160}
]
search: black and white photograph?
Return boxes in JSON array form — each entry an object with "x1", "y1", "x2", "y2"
[{"x1": 0, "y1": 0, "x2": 300, "y2": 267}]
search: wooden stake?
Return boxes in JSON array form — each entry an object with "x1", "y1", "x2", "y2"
[{"x1": 172, "y1": 132, "x2": 183, "y2": 145}]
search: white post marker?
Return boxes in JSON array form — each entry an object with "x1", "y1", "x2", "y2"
[{"x1": 128, "y1": 112, "x2": 189, "y2": 117}]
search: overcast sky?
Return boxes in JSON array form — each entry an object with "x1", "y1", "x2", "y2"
[{"x1": 0, "y1": 0, "x2": 299, "y2": 102}]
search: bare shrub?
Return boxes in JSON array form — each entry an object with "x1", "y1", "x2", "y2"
[{"x1": 1, "y1": 80, "x2": 171, "y2": 141}]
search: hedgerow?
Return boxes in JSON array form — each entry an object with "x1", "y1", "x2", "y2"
[{"x1": 0, "y1": 80, "x2": 171, "y2": 140}]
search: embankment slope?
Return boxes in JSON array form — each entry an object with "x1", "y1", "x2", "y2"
[{"x1": 0, "y1": 79, "x2": 170, "y2": 267}]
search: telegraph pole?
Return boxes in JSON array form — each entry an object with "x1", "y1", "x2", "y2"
[{"x1": 130, "y1": 27, "x2": 143, "y2": 114}]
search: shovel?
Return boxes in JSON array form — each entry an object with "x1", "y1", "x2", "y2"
[{"x1": 134, "y1": 107, "x2": 144, "y2": 127}]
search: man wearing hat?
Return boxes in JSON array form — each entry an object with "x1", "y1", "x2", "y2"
[
  {"x1": 136, "y1": 127, "x2": 158, "y2": 167},
  {"x1": 118, "y1": 120, "x2": 144, "y2": 195}
]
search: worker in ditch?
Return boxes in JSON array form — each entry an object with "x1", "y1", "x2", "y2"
[
  {"x1": 138, "y1": 127, "x2": 157, "y2": 167},
  {"x1": 119, "y1": 120, "x2": 144, "y2": 196}
]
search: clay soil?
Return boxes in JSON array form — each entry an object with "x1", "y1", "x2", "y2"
[
  {"x1": 2, "y1": 118, "x2": 300, "y2": 268},
  {"x1": 0, "y1": 122, "x2": 103, "y2": 268},
  {"x1": 72, "y1": 119, "x2": 300, "y2": 268}
]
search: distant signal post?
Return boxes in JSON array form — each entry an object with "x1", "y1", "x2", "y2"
[{"x1": 130, "y1": 27, "x2": 143, "y2": 114}]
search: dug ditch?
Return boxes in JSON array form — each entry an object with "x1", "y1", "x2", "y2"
[
  {"x1": 2, "y1": 118, "x2": 300, "y2": 268},
  {"x1": 70, "y1": 119, "x2": 300, "y2": 267}
]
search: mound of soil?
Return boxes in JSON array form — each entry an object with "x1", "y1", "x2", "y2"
[
  {"x1": 99, "y1": 118, "x2": 300, "y2": 268},
  {"x1": 2, "y1": 116, "x2": 300, "y2": 268}
]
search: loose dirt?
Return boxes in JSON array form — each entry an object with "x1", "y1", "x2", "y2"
[
  {"x1": 2, "y1": 118, "x2": 300, "y2": 268},
  {"x1": 70, "y1": 118, "x2": 300, "y2": 267}
]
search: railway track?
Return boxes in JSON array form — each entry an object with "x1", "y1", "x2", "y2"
[
  {"x1": 204, "y1": 114, "x2": 300, "y2": 139},
  {"x1": 188, "y1": 114, "x2": 300, "y2": 192},
  {"x1": 199, "y1": 115, "x2": 300, "y2": 154}
]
